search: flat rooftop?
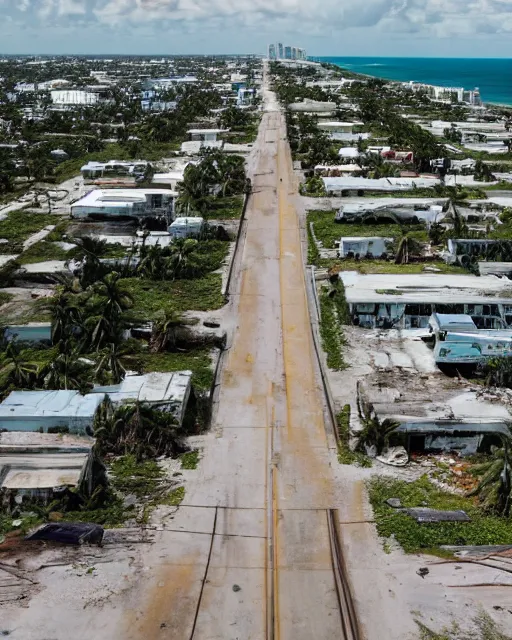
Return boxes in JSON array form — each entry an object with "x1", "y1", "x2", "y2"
[
  {"x1": 0, "y1": 432, "x2": 93, "y2": 492},
  {"x1": 341, "y1": 272, "x2": 512, "y2": 304},
  {"x1": 0, "y1": 390, "x2": 105, "y2": 420},
  {"x1": 72, "y1": 188, "x2": 175, "y2": 207}
]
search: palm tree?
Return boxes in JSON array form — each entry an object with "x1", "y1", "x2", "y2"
[
  {"x1": 50, "y1": 287, "x2": 83, "y2": 346},
  {"x1": 1, "y1": 341, "x2": 40, "y2": 389},
  {"x1": 166, "y1": 239, "x2": 202, "y2": 279},
  {"x1": 149, "y1": 308, "x2": 185, "y2": 353},
  {"x1": 137, "y1": 243, "x2": 167, "y2": 280},
  {"x1": 94, "y1": 342, "x2": 127, "y2": 385},
  {"x1": 394, "y1": 231, "x2": 421, "y2": 265},
  {"x1": 470, "y1": 442, "x2": 512, "y2": 516},
  {"x1": 87, "y1": 272, "x2": 133, "y2": 351},
  {"x1": 74, "y1": 236, "x2": 108, "y2": 288},
  {"x1": 42, "y1": 351, "x2": 92, "y2": 392},
  {"x1": 95, "y1": 401, "x2": 185, "y2": 460}
]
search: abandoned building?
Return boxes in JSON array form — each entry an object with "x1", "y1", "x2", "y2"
[
  {"x1": 338, "y1": 237, "x2": 393, "y2": 259},
  {"x1": 0, "y1": 432, "x2": 100, "y2": 511},
  {"x1": 341, "y1": 272, "x2": 512, "y2": 329}
]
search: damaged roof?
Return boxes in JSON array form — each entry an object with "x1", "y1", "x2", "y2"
[{"x1": 340, "y1": 272, "x2": 512, "y2": 304}]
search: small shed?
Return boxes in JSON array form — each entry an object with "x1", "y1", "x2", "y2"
[{"x1": 168, "y1": 217, "x2": 204, "y2": 239}]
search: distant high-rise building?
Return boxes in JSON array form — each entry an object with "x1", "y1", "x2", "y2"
[
  {"x1": 284, "y1": 46, "x2": 292, "y2": 60},
  {"x1": 291, "y1": 47, "x2": 297, "y2": 60},
  {"x1": 277, "y1": 42, "x2": 284, "y2": 59},
  {"x1": 268, "y1": 43, "x2": 276, "y2": 60}
]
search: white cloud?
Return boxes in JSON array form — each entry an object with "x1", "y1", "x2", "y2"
[{"x1": 3, "y1": 0, "x2": 512, "y2": 37}]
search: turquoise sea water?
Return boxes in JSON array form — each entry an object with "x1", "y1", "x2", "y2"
[{"x1": 317, "y1": 57, "x2": 512, "y2": 106}]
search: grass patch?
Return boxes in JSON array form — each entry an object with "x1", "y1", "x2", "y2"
[
  {"x1": 110, "y1": 455, "x2": 185, "y2": 524},
  {"x1": 307, "y1": 210, "x2": 428, "y2": 250},
  {"x1": 139, "y1": 348, "x2": 214, "y2": 391},
  {"x1": 307, "y1": 221, "x2": 320, "y2": 266},
  {"x1": 321, "y1": 258, "x2": 465, "y2": 274},
  {"x1": 1, "y1": 297, "x2": 52, "y2": 325},
  {"x1": 0, "y1": 210, "x2": 57, "y2": 254},
  {"x1": 121, "y1": 273, "x2": 225, "y2": 319},
  {"x1": 110, "y1": 455, "x2": 164, "y2": 498},
  {"x1": 0, "y1": 291, "x2": 14, "y2": 306},
  {"x1": 319, "y1": 289, "x2": 347, "y2": 371},
  {"x1": 161, "y1": 486, "x2": 185, "y2": 506},
  {"x1": 368, "y1": 475, "x2": 512, "y2": 554},
  {"x1": 180, "y1": 450, "x2": 200, "y2": 470},
  {"x1": 18, "y1": 240, "x2": 75, "y2": 265},
  {"x1": 194, "y1": 240, "x2": 230, "y2": 272},
  {"x1": 202, "y1": 195, "x2": 244, "y2": 220}
]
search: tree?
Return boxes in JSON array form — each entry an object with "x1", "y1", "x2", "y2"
[
  {"x1": 166, "y1": 238, "x2": 202, "y2": 279},
  {"x1": 50, "y1": 286, "x2": 83, "y2": 346},
  {"x1": 470, "y1": 442, "x2": 512, "y2": 516},
  {"x1": 218, "y1": 106, "x2": 250, "y2": 130},
  {"x1": 42, "y1": 351, "x2": 92, "y2": 392},
  {"x1": 149, "y1": 307, "x2": 185, "y2": 353},
  {"x1": 86, "y1": 272, "x2": 133, "y2": 351},
  {"x1": 94, "y1": 401, "x2": 185, "y2": 460},
  {"x1": 394, "y1": 231, "x2": 422, "y2": 264},
  {"x1": 94, "y1": 342, "x2": 127, "y2": 385},
  {"x1": 428, "y1": 222, "x2": 444, "y2": 246},
  {"x1": 1, "y1": 341, "x2": 40, "y2": 389},
  {"x1": 73, "y1": 235, "x2": 110, "y2": 288}
]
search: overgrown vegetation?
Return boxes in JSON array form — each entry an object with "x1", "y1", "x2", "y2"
[
  {"x1": 180, "y1": 450, "x2": 200, "y2": 469},
  {"x1": 319, "y1": 289, "x2": 347, "y2": 371},
  {"x1": 122, "y1": 273, "x2": 225, "y2": 318},
  {"x1": 307, "y1": 210, "x2": 428, "y2": 250},
  {"x1": 0, "y1": 209, "x2": 57, "y2": 253},
  {"x1": 336, "y1": 404, "x2": 372, "y2": 467},
  {"x1": 0, "y1": 291, "x2": 13, "y2": 306},
  {"x1": 417, "y1": 611, "x2": 512, "y2": 640},
  {"x1": 368, "y1": 475, "x2": 512, "y2": 553}
]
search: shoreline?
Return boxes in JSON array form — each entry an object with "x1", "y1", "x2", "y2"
[{"x1": 320, "y1": 58, "x2": 512, "y2": 109}]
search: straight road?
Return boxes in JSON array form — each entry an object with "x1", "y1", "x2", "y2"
[{"x1": 119, "y1": 71, "x2": 359, "y2": 639}]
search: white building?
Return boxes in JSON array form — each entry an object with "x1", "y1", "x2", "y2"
[
  {"x1": 341, "y1": 272, "x2": 512, "y2": 329},
  {"x1": 71, "y1": 189, "x2": 177, "y2": 221},
  {"x1": 50, "y1": 90, "x2": 102, "y2": 105},
  {"x1": 187, "y1": 128, "x2": 226, "y2": 143},
  {"x1": 81, "y1": 160, "x2": 150, "y2": 180},
  {"x1": 338, "y1": 237, "x2": 393, "y2": 259}
]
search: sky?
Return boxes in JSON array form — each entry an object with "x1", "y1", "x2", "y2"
[{"x1": 1, "y1": 0, "x2": 512, "y2": 56}]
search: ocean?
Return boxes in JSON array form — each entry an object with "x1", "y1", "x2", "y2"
[{"x1": 317, "y1": 57, "x2": 512, "y2": 106}]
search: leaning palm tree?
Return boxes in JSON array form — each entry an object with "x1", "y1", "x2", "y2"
[
  {"x1": 1, "y1": 341, "x2": 40, "y2": 389},
  {"x1": 469, "y1": 442, "x2": 512, "y2": 516},
  {"x1": 149, "y1": 307, "x2": 185, "y2": 353},
  {"x1": 394, "y1": 231, "x2": 421, "y2": 265}
]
